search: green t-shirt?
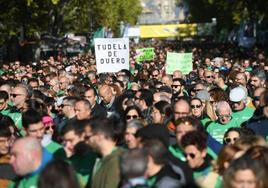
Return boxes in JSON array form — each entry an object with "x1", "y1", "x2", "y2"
[
  {"x1": 232, "y1": 106, "x2": 255, "y2": 126},
  {"x1": 45, "y1": 140, "x2": 62, "y2": 154},
  {"x1": 8, "y1": 174, "x2": 39, "y2": 188},
  {"x1": 201, "y1": 116, "x2": 212, "y2": 128},
  {"x1": 1, "y1": 109, "x2": 23, "y2": 131},
  {"x1": 206, "y1": 118, "x2": 240, "y2": 144},
  {"x1": 69, "y1": 151, "x2": 97, "y2": 187}
]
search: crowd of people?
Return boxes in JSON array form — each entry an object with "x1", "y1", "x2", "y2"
[{"x1": 0, "y1": 41, "x2": 268, "y2": 188}]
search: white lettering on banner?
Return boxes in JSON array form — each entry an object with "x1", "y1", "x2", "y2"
[{"x1": 95, "y1": 38, "x2": 129, "y2": 73}]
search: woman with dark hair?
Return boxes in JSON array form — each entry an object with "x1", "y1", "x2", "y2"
[
  {"x1": 152, "y1": 101, "x2": 173, "y2": 127},
  {"x1": 223, "y1": 127, "x2": 243, "y2": 145},
  {"x1": 38, "y1": 160, "x2": 80, "y2": 188},
  {"x1": 124, "y1": 105, "x2": 143, "y2": 123},
  {"x1": 190, "y1": 97, "x2": 213, "y2": 126},
  {"x1": 0, "y1": 114, "x2": 22, "y2": 144},
  {"x1": 223, "y1": 127, "x2": 255, "y2": 145},
  {"x1": 209, "y1": 87, "x2": 228, "y2": 108}
]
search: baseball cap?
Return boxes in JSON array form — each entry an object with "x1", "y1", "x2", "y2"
[
  {"x1": 229, "y1": 86, "x2": 247, "y2": 102},
  {"x1": 196, "y1": 90, "x2": 210, "y2": 102}
]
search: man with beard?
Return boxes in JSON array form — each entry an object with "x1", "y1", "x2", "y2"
[
  {"x1": 250, "y1": 69, "x2": 266, "y2": 90},
  {"x1": 172, "y1": 78, "x2": 187, "y2": 100},
  {"x1": 62, "y1": 120, "x2": 97, "y2": 187},
  {"x1": 85, "y1": 117, "x2": 124, "y2": 188}
]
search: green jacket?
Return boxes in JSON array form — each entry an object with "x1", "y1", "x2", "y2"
[{"x1": 91, "y1": 147, "x2": 124, "y2": 188}]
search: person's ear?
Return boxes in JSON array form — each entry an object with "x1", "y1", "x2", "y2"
[{"x1": 201, "y1": 149, "x2": 207, "y2": 158}]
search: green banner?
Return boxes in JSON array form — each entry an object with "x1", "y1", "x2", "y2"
[
  {"x1": 166, "y1": 52, "x2": 193, "y2": 75},
  {"x1": 136, "y1": 48, "x2": 155, "y2": 62}
]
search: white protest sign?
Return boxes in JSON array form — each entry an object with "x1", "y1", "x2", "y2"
[{"x1": 95, "y1": 38, "x2": 129, "y2": 73}]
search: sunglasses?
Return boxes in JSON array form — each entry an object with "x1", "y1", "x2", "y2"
[
  {"x1": 152, "y1": 75, "x2": 158, "y2": 77},
  {"x1": 253, "y1": 96, "x2": 260, "y2": 101},
  {"x1": 172, "y1": 85, "x2": 181, "y2": 88},
  {"x1": 10, "y1": 93, "x2": 24, "y2": 98},
  {"x1": 184, "y1": 152, "x2": 196, "y2": 159},
  {"x1": 224, "y1": 137, "x2": 238, "y2": 144},
  {"x1": 191, "y1": 104, "x2": 202, "y2": 109},
  {"x1": 126, "y1": 115, "x2": 139, "y2": 120},
  {"x1": 45, "y1": 125, "x2": 55, "y2": 131},
  {"x1": 206, "y1": 75, "x2": 214, "y2": 79}
]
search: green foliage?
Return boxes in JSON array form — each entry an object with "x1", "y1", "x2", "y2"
[
  {"x1": 184, "y1": 0, "x2": 268, "y2": 31},
  {"x1": 0, "y1": 0, "x2": 142, "y2": 45}
]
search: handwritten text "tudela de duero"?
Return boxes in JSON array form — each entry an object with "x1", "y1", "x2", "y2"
[{"x1": 96, "y1": 43, "x2": 127, "y2": 64}]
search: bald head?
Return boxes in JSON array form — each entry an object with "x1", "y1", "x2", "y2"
[
  {"x1": 10, "y1": 137, "x2": 42, "y2": 176},
  {"x1": 173, "y1": 70, "x2": 183, "y2": 79},
  {"x1": 17, "y1": 137, "x2": 42, "y2": 152},
  {"x1": 99, "y1": 84, "x2": 114, "y2": 104},
  {"x1": 174, "y1": 98, "x2": 191, "y2": 121}
]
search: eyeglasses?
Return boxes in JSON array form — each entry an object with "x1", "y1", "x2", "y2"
[
  {"x1": 184, "y1": 152, "x2": 196, "y2": 159},
  {"x1": 126, "y1": 115, "x2": 139, "y2": 120},
  {"x1": 193, "y1": 88, "x2": 202, "y2": 92},
  {"x1": 191, "y1": 104, "x2": 202, "y2": 109},
  {"x1": 172, "y1": 85, "x2": 181, "y2": 88},
  {"x1": 218, "y1": 114, "x2": 231, "y2": 119},
  {"x1": 224, "y1": 137, "x2": 238, "y2": 144},
  {"x1": 253, "y1": 96, "x2": 260, "y2": 101},
  {"x1": 152, "y1": 74, "x2": 158, "y2": 77},
  {"x1": 206, "y1": 75, "x2": 214, "y2": 79},
  {"x1": 45, "y1": 125, "x2": 55, "y2": 131},
  {"x1": 10, "y1": 93, "x2": 24, "y2": 98}
]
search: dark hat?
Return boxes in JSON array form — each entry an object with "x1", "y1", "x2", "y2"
[{"x1": 135, "y1": 124, "x2": 170, "y2": 147}]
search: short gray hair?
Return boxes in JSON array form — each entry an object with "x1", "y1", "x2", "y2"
[
  {"x1": 251, "y1": 69, "x2": 266, "y2": 81},
  {"x1": 215, "y1": 101, "x2": 232, "y2": 114},
  {"x1": 126, "y1": 119, "x2": 144, "y2": 130}
]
